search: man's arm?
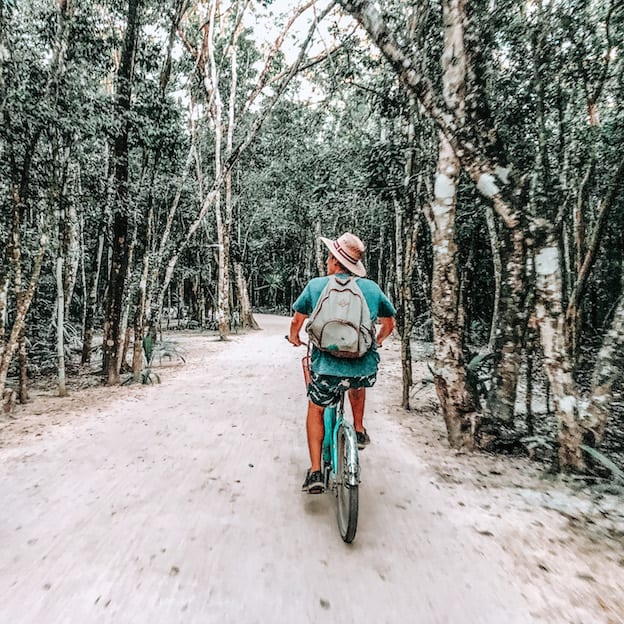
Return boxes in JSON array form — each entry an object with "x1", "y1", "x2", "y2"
[
  {"x1": 288, "y1": 311, "x2": 308, "y2": 346},
  {"x1": 376, "y1": 316, "x2": 395, "y2": 347}
]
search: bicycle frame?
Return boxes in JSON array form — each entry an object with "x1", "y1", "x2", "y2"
[{"x1": 322, "y1": 395, "x2": 360, "y2": 489}]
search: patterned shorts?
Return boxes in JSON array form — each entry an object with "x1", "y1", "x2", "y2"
[{"x1": 307, "y1": 370, "x2": 377, "y2": 407}]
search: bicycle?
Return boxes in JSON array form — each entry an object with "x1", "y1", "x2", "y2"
[{"x1": 298, "y1": 341, "x2": 361, "y2": 543}]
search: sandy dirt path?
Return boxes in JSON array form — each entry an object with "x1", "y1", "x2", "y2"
[{"x1": 1, "y1": 314, "x2": 622, "y2": 624}]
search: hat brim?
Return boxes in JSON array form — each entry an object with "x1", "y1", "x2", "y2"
[{"x1": 320, "y1": 237, "x2": 367, "y2": 277}]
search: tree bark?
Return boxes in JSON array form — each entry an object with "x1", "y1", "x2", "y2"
[
  {"x1": 584, "y1": 292, "x2": 624, "y2": 446},
  {"x1": 56, "y1": 252, "x2": 67, "y2": 397},
  {"x1": 0, "y1": 226, "x2": 50, "y2": 400},
  {"x1": 484, "y1": 206, "x2": 501, "y2": 352},
  {"x1": 133, "y1": 184, "x2": 154, "y2": 379},
  {"x1": 427, "y1": 133, "x2": 478, "y2": 449},
  {"x1": 533, "y1": 222, "x2": 585, "y2": 471},
  {"x1": 565, "y1": 156, "x2": 624, "y2": 358},
  {"x1": 81, "y1": 217, "x2": 106, "y2": 365},
  {"x1": 394, "y1": 95, "x2": 420, "y2": 410},
  {"x1": 102, "y1": 0, "x2": 142, "y2": 384},
  {"x1": 235, "y1": 262, "x2": 260, "y2": 330}
]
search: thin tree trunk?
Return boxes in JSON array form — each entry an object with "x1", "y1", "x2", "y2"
[
  {"x1": 17, "y1": 327, "x2": 28, "y2": 403},
  {"x1": 119, "y1": 222, "x2": 138, "y2": 373},
  {"x1": 56, "y1": 253, "x2": 67, "y2": 396},
  {"x1": 315, "y1": 219, "x2": 324, "y2": 276},
  {"x1": 485, "y1": 206, "x2": 501, "y2": 352},
  {"x1": 235, "y1": 262, "x2": 260, "y2": 330},
  {"x1": 63, "y1": 201, "x2": 80, "y2": 319},
  {"x1": 394, "y1": 95, "x2": 420, "y2": 409},
  {"x1": 0, "y1": 272, "x2": 9, "y2": 365},
  {"x1": 81, "y1": 221, "x2": 105, "y2": 364},
  {"x1": 525, "y1": 328, "x2": 535, "y2": 437},
  {"x1": 565, "y1": 156, "x2": 624, "y2": 357},
  {"x1": 133, "y1": 192, "x2": 154, "y2": 379}
]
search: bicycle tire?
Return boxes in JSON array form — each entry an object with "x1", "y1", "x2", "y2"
[{"x1": 336, "y1": 425, "x2": 359, "y2": 543}]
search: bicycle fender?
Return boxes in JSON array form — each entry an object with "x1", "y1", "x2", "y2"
[{"x1": 339, "y1": 421, "x2": 361, "y2": 486}]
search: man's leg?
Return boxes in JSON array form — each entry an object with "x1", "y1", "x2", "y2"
[
  {"x1": 348, "y1": 387, "x2": 366, "y2": 432},
  {"x1": 349, "y1": 387, "x2": 371, "y2": 448},
  {"x1": 306, "y1": 400, "x2": 325, "y2": 472}
]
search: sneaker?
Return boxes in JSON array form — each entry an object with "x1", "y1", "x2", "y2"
[
  {"x1": 356, "y1": 429, "x2": 370, "y2": 450},
  {"x1": 301, "y1": 469, "x2": 325, "y2": 494}
]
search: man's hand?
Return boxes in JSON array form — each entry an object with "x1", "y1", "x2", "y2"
[
  {"x1": 376, "y1": 316, "x2": 396, "y2": 347},
  {"x1": 288, "y1": 334, "x2": 304, "y2": 347},
  {"x1": 288, "y1": 311, "x2": 307, "y2": 347}
]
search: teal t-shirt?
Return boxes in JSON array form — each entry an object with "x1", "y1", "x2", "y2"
[{"x1": 292, "y1": 274, "x2": 396, "y2": 377}]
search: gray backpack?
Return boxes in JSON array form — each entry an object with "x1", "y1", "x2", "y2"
[{"x1": 306, "y1": 275, "x2": 374, "y2": 358}]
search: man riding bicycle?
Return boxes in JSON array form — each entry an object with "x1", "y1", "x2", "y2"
[{"x1": 288, "y1": 232, "x2": 396, "y2": 494}]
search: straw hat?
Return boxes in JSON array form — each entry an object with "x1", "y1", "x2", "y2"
[{"x1": 320, "y1": 232, "x2": 367, "y2": 277}]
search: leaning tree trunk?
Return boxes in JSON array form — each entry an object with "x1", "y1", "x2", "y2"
[
  {"x1": 565, "y1": 156, "x2": 624, "y2": 361},
  {"x1": 102, "y1": 0, "x2": 142, "y2": 384},
  {"x1": 0, "y1": 226, "x2": 49, "y2": 400}
]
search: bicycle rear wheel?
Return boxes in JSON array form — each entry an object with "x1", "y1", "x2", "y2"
[{"x1": 335, "y1": 424, "x2": 359, "y2": 543}]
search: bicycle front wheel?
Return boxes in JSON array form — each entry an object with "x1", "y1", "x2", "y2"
[{"x1": 335, "y1": 424, "x2": 359, "y2": 543}]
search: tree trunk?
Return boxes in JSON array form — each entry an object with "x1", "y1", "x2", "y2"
[
  {"x1": 17, "y1": 327, "x2": 28, "y2": 403},
  {"x1": 427, "y1": 133, "x2": 478, "y2": 449},
  {"x1": 62, "y1": 201, "x2": 80, "y2": 319},
  {"x1": 235, "y1": 262, "x2": 260, "y2": 330},
  {"x1": 315, "y1": 219, "x2": 324, "y2": 276},
  {"x1": 81, "y1": 220, "x2": 105, "y2": 365},
  {"x1": 102, "y1": 0, "x2": 141, "y2": 384},
  {"x1": 133, "y1": 191, "x2": 154, "y2": 379},
  {"x1": 533, "y1": 223, "x2": 585, "y2": 471},
  {"x1": 565, "y1": 156, "x2": 624, "y2": 359},
  {"x1": 485, "y1": 206, "x2": 501, "y2": 352},
  {"x1": 118, "y1": 222, "x2": 138, "y2": 373},
  {"x1": 584, "y1": 292, "x2": 624, "y2": 447},
  {"x1": 485, "y1": 224, "x2": 527, "y2": 422},
  {"x1": 394, "y1": 95, "x2": 420, "y2": 410},
  {"x1": 56, "y1": 253, "x2": 67, "y2": 397},
  {"x1": 0, "y1": 227, "x2": 49, "y2": 400}
]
